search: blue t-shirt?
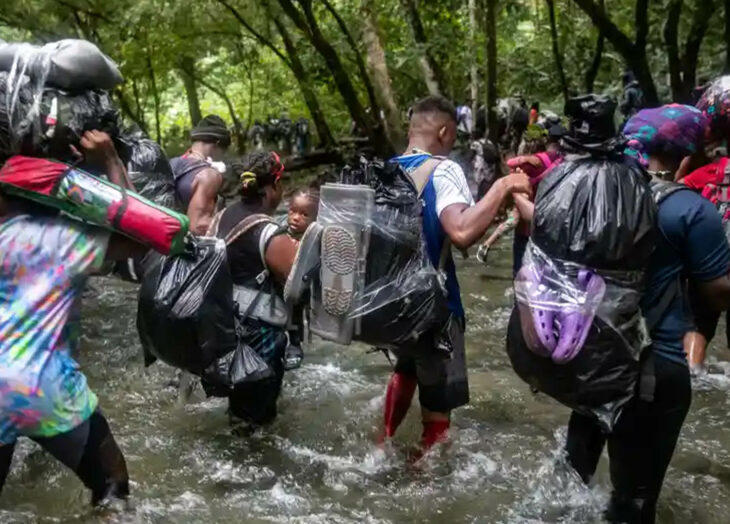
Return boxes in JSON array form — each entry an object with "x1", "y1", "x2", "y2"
[{"x1": 642, "y1": 190, "x2": 730, "y2": 364}]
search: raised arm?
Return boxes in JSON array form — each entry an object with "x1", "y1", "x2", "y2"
[{"x1": 440, "y1": 171, "x2": 531, "y2": 250}]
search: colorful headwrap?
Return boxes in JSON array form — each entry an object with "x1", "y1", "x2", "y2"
[
  {"x1": 696, "y1": 76, "x2": 730, "y2": 141},
  {"x1": 623, "y1": 104, "x2": 707, "y2": 166},
  {"x1": 270, "y1": 151, "x2": 285, "y2": 182}
]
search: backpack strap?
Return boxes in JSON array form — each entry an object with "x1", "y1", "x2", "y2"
[{"x1": 409, "y1": 157, "x2": 444, "y2": 197}]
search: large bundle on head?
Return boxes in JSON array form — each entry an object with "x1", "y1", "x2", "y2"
[
  {"x1": 286, "y1": 159, "x2": 449, "y2": 348},
  {"x1": 0, "y1": 40, "x2": 124, "y2": 162},
  {"x1": 506, "y1": 94, "x2": 658, "y2": 431}
]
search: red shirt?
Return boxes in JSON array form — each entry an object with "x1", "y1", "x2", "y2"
[{"x1": 683, "y1": 158, "x2": 729, "y2": 205}]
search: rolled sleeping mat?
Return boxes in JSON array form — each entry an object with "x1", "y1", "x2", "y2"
[{"x1": 0, "y1": 155, "x2": 189, "y2": 255}]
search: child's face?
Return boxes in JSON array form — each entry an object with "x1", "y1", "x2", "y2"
[{"x1": 288, "y1": 195, "x2": 316, "y2": 234}]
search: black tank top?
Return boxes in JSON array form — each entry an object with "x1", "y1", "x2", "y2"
[
  {"x1": 217, "y1": 201, "x2": 271, "y2": 287},
  {"x1": 170, "y1": 155, "x2": 210, "y2": 209}
]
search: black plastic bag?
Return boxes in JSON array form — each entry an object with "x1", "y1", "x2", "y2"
[
  {"x1": 506, "y1": 306, "x2": 642, "y2": 431},
  {"x1": 346, "y1": 160, "x2": 449, "y2": 347},
  {"x1": 0, "y1": 40, "x2": 123, "y2": 91},
  {"x1": 137, "y1": 237, "x2": 237, "y2": 374},
  {"x1": 532, "y1": 155, "x2": 656, "y2": 271},
  {"x1": 118, "y1": 127, "x2": 179, "y2": 211},
  {"x1": 201, "y1": 341, "x2": 274, "y2": 397},
  {"x1": 0, "y1": 71, "x2": 123, "y2": 161}
]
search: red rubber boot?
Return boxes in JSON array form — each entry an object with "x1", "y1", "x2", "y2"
[
  {"x1": 420, "y1": 419, "x2": 450, "y2": 450},
  {"x1": 379, "y1": 372, "x2": 417, "y2": 442}
]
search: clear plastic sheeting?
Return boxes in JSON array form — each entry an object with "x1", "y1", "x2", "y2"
[
  {"x1": 308, "y1": 160, "x2": 449, "y2": 348},
  {"x1": 508, "y1": 242, "x2": 651, "y2": 432},
  {"x1": 0, "y1": 41, "x2": 124, "y2": 162},
  {"x1": 0, "y1": 39, "x2": 123, "y2": 91}
]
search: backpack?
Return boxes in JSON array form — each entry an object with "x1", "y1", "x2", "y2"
[{"x1": 698, "y1": 157, "x2": 730, "y2": 241}]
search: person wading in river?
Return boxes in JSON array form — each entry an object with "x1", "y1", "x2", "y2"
[
  {"x1": 565, "y1": 105, "x2": 730, "y2": 523},
  {"x1": 385, "y1": 96, "x2": 530, "y2": 452},
  {"x1": 170, "y1": 114, "x2": 230, "y2": 234},
  {"x1": 0, "y1": 131, "x2": 147, "y2": 505},
  {"x1": 209, "y1": 151, "x2": 299, "y2": 431}
]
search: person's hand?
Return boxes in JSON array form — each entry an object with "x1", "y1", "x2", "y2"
[
  {"x1": 503, "y1": 168, "x2": 531, "y2": 196},
  {"x1": 77, "y1": 130, "x2": 119, "y2": 169},
  {"x1": 283, "y1": 343, "x2": 304, "y2": 371}
]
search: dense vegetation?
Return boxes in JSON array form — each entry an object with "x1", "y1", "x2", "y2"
[{"x1": 2, "y1": 0, "x2": 729, "y2": 156}]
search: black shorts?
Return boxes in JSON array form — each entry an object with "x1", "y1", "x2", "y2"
[{"x1": 392, "y1": 316, "x2": 469, "y2": 413}]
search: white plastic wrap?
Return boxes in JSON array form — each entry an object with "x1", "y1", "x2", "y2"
[
  {"x1": 508, "y1": 241, "x2": 650, "y2": 430},
  {"x1": 308, "y1": 161, "x2": 449, "y2": 348}
]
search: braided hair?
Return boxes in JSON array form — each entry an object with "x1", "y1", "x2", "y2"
[{"x1": 232, "y1": 151, "x2": 284, "y2": 202}]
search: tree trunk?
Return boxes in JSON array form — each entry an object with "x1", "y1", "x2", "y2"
[
  {"x1": 322, "y1": 0, "x2": 381, "y2": 118},
  {"x1": 273, "y1": 15, "x2": 337, "y2": 150},
  {"x1": 468, "y1": 0, "x2": 479, "y2": 119},
  {"x1": 585, "y1": 0, "x2": 605, "y2": 92},
  {"x1": 278, "y1": 0, "x2": 394, "y2": 158},
  {"x1": 361, "y1": 0, "x2": 405, "y2": 149},
  {"x1": 178, "y1": 55, "x2": 203, "y2": 127},
  {"x1": 725, "y1": 0, "x2": 730, "y2": 72},
  {"x1": 218, "y1": 0, "x2": 336, "y2": 149},
  {"x1": 572, "y1": 0, "x2": 659, "y2": 106},
  {"x1": 546, "y1": 0, "x2": 569, "y2": 104},
  {"x1": 145, "y1": 50, "x2": 162, "y2": 143},
  {"x1": 399, "y1": 0, "x2": 448, "y2": 97},
  {"x1": 682, "y1": 0, "x2": 713, "y2": 97},
  {"x1": 116, "y1": 89, "x2": 148, "y2": 133},
  {"x1": 664, "y1": 0, "x2": 684, "y2": 102},
  {"x1": 485, "y1": 0, "x2": 498, "y2": 144}
]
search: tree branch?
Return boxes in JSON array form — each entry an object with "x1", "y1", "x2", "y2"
[
  {"x1": 214, "y1": 0, "x2": 292, "y2": 68},
  {"x1": 664, "y1": 0, "x2": 683, "y2": 101},
  {"x1": 634, "y1": 0, "x2": 649, "y2": 49},
  {"x1": 683, "y1": 0, "x2": 714, "y2": 93},
  {"x1": 571, "y1": 0, "x2": 635, "y2": 57}
]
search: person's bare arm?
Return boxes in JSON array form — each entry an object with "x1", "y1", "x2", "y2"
[
  {"x1": 78, "y1": 130, "x2": 134, "y2": 190},
  {"x1": 105, "y1": 233, "x2": 149, "y2": 261},
  {"x1": 187, "y1": 168, "x2": 223, "y2": 235},
  {"x1": 696, "y1": 274, "x2": 730, "y2": 312},
  {"x1": 265, "y1": 234, "x2": 299, "y2": 285},
  {"x1": 513, "y1": 193, "x2": 534, "y2": 223},
  {"x1": 440, "y1": 172, "x2": 531, "y2": 250}
]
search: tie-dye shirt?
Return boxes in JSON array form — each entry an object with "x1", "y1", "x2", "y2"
[{"x1": 0, "y1": 215, "x2": 109, "y2": 444}]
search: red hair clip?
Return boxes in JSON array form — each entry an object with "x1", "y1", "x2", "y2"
[{"x1": 271, "y1": 151, "x2": 285, "y2": 182}]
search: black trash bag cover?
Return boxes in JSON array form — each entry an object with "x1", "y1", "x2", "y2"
[
  {"x1": 506, "y1": 306, "x2": 641, "y2": 431},
  {"x1": 339, "y1": 159, "x2": 450, "y2": 347},
  {"x1": 0, "y1": 39, "x2": 123, "y2": 91},
  {"x1": 564, "y1": 94, "x2": 617, "y2": 145},
  {"x1": 117, "y1": 127, "x2": 178, "y2": 210},
  {"x1": 532, "y1": 155, "x2": 656, "y2": 271},
  {"x1": 0, "y1": 70, "x2": 123, "y2": 161},
  {"x1": 137, "y1": 237, "x2": 237, "y2": 374},
  {"x1": 201, "y1": 341, "x2": 274, "y2": 396}
]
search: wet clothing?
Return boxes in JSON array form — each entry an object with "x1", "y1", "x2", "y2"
[
  {"x1": 641, "y1": 190, "x2": 730, "y2": 364},
  {"x1": 0, "y1": 409, "x2": 130, "y2": 504},
  {"x1": 392, "y1": 153, "x2": 474, "y2": 319},
  {"x1": 0, "y1": 216, "x2": 108, "y2": 445},
  {"x1": 566, "y1": 188, "x2": 729, "y2": 522},
  {"x1": 170, "y1": 154, "x2": 214, "y2": 210},
  {"x1": 566, "y1": 356, "x2": 691, "y2": 524},
  {"x1": 393, "y1": 317, "x2": 468, "y2": 412},
  {"x1": 389, "y1": 153, "x2": 473, "y2": 412},
  {"x1": 217, "y1": 201, "x2": 287, "y2": 425}
]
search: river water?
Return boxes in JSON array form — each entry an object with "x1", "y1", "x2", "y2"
[{"x1": 2, "y1": 239, "x2": 730, "y2": 523}]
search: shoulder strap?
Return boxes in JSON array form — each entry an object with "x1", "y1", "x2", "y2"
[
  {"x1": 650, "y1": 179, "x2": 690, "y2": 205},
  {"x1": 224, "y1": 213, "x2": 274, "y2": 247},
  {"x1": 409, "y1": 157, "x2": 444, "y2": 197}
]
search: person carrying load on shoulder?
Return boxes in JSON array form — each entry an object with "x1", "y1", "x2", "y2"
[
  {"x1": 0, "y1": 130, "x2": 150, "y2": 506},
  {"x1": 384, "y1": 95, "x2": 530, "y2": 453},
  {"x1": 208, "y1": 151, "x2": 299, "y2": 431},
  {"x1": 674, "y1": 76, "x2": 730, "y2": 371},
  {"x1": 564, "y1": 104, "x2": 730, "y2": 523},
  {"x1": 170, "y1": 114, "x2": 230, "y2": 234}
]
